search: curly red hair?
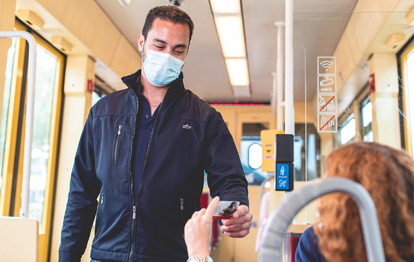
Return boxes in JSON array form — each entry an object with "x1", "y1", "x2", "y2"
[{"x1": 314, "y1": 142, "x2": 414, "y2": 262}]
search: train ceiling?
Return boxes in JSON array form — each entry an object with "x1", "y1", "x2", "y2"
[{"x1": 94, "y1": 0, "x2": 360, "y2": 103}]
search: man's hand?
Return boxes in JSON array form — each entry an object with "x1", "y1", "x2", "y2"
[
  {"x1": 220, "y1": 205, "x2": 252, "y2": 238},
  {"x1": 184, "y1": 196, "x2": 220, "y2": 257}
]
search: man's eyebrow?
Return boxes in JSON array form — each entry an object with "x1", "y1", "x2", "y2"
[
  {"x1": 154, "y1": 38, "x2": 167, "y2": 45},
  {"x1": 154, "y1": 38, "x2": 187, "y2": 49},
  {"x1": 174, "y1": 44, "x2": 188, "y2": 49}
]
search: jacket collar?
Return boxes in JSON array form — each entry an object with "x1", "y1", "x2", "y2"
[{"x1": 121, "y1": 69, "x2": 185, "y2": 103}]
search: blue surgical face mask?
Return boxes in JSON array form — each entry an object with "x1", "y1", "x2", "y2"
[{"x1": 142, "y1": 48, "x2": 185, "y2": 87}]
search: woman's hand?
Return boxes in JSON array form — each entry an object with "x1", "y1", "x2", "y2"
[{"x1": 184, "y1": 196, "x2": 220, "y2": 257}]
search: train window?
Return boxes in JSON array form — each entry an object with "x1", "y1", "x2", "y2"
[
  {"x1": 400, "y1": 37, "x2": 414, "y2": 155},
  {"x1": 92, "y1": 90, "x2": 102, "y2": 106},
  {"x1": 92, "y1": 77, "x2": 112, "y2": 106},
  {"x1": 29, "y1": 44, "x2": 59, "y2": 230},
  {"x1": 361, "y1": 96, "x2": 373, "y2": 142},
  {"x1": 248, "y1": 143, "x2": 262, "y2": 169},
  {"x1": 0, "y1": 20, "x2": 65, "y2": 259},
  {"x1": 294, "y1": 124, "x2": 321, "y2": 181},
  {"x1": 339, "y1": 114, "x2": 356, "y2": 145},
  {"x1": 0, "y1": 38, "x2": 17, "y2": 196},
  {"x1": 92, "y1": 83, "x2": 108, "y2": 106},
  {"x1": 241, "y1": 122, "x2": 269, "y2": 185},
  {"x1": 0, "y1": 21, "x2": 28, "y2": 216}
]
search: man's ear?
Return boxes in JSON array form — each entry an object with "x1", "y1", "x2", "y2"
[{"x1": 137, "y1": 34, "x2": 145, "y2": 52}]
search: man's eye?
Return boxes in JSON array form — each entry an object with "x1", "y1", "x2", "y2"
[
  {"x1": 175, "y1": 50, "x2": 184, "y2": 54},
  {"x1": 155, "y1": 45, "x2": 163, "y2": 49}
]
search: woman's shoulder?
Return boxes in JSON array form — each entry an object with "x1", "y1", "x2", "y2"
[{"x1": 295, "y1": 225, "x2": 327, "y2": 262}]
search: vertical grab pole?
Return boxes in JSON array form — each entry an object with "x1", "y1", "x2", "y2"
[
  {"x1": 285, "y1": 0, "x2": 294, "y2": 135},
  {"x1": 275, "y1": 22, "x2": 285, "y2": 131},
  {"x1": 0, "y1": 31, "x2": 36, "y2": 218}
]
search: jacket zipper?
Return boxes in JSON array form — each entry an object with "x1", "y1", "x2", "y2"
[
  {"x1": 114, "y1": 125, "x2": 123, "y2": 165},
  {"x1": 180, "y1": 198, "x2": 184, "y2": 237},
  {"x1": 96, "y1": 192, "x2": 104, "y2": 237},
  {"x1": 128, "y1": 83, "x2": 169, "y2": 261},
  {"x1": 128, "y1": 95, "x2": 139, "y2": 262},
  {"x1": 127, "y1": 101, "x2": 163, "y2": 262},
  {"x1": 135, "y1": 103, "x2": 163, "y2": 209}
]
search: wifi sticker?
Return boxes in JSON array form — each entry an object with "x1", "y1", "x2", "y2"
[{"x1": 318, "y1": 57, "x2": 336, "y2": 75}]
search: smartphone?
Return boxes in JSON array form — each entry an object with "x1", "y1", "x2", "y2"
[{"x1": 212, "y1": 201, "x2": 240, "y2": 220}]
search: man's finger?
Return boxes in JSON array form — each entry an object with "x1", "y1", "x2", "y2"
[
  {"x1": 221, "y1": 221, "x2": 252, "y2": 232},
  {"x1": 224, "y1": 212, "x2": 253, "y2": 226},
  {"x1": 206, "y1": 196, "x2": 220, "y2": 217},
  {"x1": 233, "y1": 205, "x2": 249, "y2": 219},
  {"x1": 223, "y1": 228, "x2": 250, "y2": 238}
]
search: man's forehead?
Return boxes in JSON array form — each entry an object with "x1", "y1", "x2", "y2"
[
  {"x1": 148, "y1": 18, "x2": 190, "y2": 38},
  {"x1": 147, "y1": 18, "x2": 190, "y2": 47}
]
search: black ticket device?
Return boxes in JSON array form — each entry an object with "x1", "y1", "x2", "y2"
[{"x1": 275, "y1": 134, "x2": 294, "y2": 191}]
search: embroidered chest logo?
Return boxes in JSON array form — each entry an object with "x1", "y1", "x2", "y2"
[{"x1": 182, "y1": 124, "x2": 192, "y2": 130}]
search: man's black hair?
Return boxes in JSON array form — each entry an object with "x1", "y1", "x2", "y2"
[{"x1": 142, "y1": 5, "x2": 194, "y2": 43}]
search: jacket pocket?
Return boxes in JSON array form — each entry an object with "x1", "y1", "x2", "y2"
[
  {"x1": 113, "y1": 124, "x2": 123, "y2": 165},
  {"x1": 95, "y1": 192, "x2": 104, "y2": 237}
]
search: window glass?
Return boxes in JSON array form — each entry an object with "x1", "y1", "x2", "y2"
[
  {"x1": 0, "y1": 38, "x2": 17, "y2": 195},
  {"x1": 29, "y1": 44, "x2": 58, "y2": 231},
  {"x1": 361, "y1": 98, "x2": 373, "y2": 142},
  {"x1": 362, "y1": 101, "x2": 372, "y2": 127},
  {"x1": 340, "y1": 117, "x2": 355, "y2": 144},
  {"x1": 248, "y1": 143, "x2": 262, "y2": 169},
  {"x1": 240, "y1": 122, "x2": 268, "y2": 185},
  {"x1": 294, "y1": 123, "x2": 321, "y2": 181},
  {"x1": 92, "y1": 91, "x2": 101, "y2": 106},
  {"x1": 364, "y1": 131, "x2": 373, "y2": 142},
  {"x1": 92, "y1": 81, "x2": 108, "y2": 107}
]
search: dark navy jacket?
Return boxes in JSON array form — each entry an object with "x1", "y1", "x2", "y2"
[
  {"x1": 295, "y1": 226, "x2": 328, "y2": 262},
  {"x1": 59, "y1": 70, "x2": 249, "y2": 262}
]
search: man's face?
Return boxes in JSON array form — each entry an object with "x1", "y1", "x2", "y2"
[{"x1": 138, "y1": 18, "x2": 190, "y2": 62}]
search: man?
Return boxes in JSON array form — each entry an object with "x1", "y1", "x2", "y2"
[{"x1": 59, "y1": 5, "x2": 252, "y2": 262}]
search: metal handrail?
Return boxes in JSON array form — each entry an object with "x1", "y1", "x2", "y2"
[
  {"x1": 259, "y1": 177, "x2": 385, "y2": 262},
  {"x1": 0, "y1": 31, "x2": 36, "y2": 218}
]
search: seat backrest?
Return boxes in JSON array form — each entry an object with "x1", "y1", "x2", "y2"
[
  {"x1": 290, "y1": 236, "x2": 300, "y2": 262},
  {"x1": 259, "y1": 177, "x2": 386, "y2": 262},
  {"x1": 0, "y1": 217, "x2": 39, "y2": 262}
]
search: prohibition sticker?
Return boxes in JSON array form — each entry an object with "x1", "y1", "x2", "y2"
[
  {"x1": 318, "y1": 114, "x2": 337, "y2": 133},
  {"x1": 318, "y1": 95, "x2": 337, "y2": 113}
]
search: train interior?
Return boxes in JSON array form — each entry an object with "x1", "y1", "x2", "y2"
[{"x1": 1, "y1": 0, "x2": 414, "y2": 261}]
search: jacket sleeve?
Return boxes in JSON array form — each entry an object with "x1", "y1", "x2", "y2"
[
  {"x1": 204, "y1": 112, "x2": 249, "y2": 206},
  {"x1": 59, "y1": 110, "x2": 101, "y2": 261}
]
